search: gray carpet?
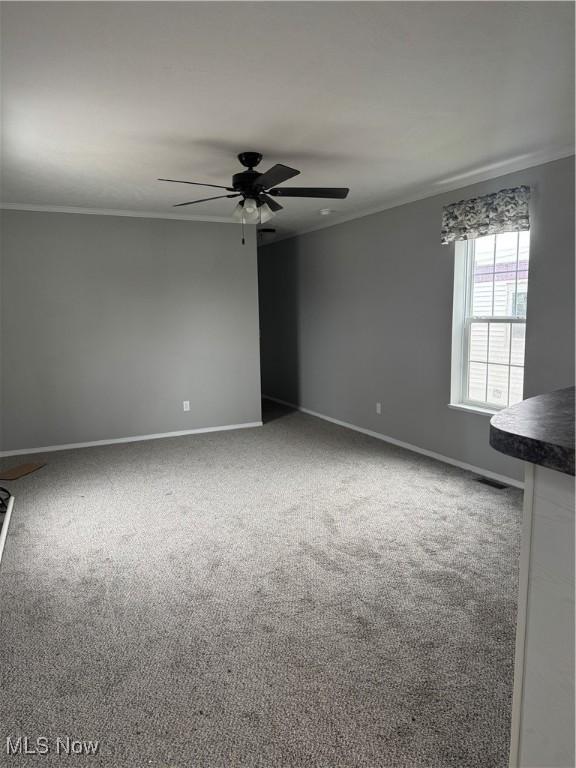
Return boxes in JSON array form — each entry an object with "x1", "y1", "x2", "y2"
[{"x1": 0, "y1": 402, "x2": 521, "y2": 767}]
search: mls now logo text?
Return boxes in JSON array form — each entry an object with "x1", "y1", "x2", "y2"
[{"x1": 6, "y1": 736, "x2": 100, "y2": 756}]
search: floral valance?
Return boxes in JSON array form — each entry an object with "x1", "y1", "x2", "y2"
[{"x1": 441, "y1": 185, "x2": 530, "y2": 245}]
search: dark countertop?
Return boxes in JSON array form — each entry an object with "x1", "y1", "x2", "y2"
[{"x1": 490, "y1": 387, "x2": 575, "y2": 476}]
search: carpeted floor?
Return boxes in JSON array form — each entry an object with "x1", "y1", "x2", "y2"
[{"x1": 0, "y1": 402, "x2": 521, "y2": 767}]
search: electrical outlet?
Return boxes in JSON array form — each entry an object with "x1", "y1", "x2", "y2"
[
  {"x1": 376, "y1": 402, "x2": 382, "y2": 415},
  {"x1": 183, "y1": 401, "x2": 190, "y2": 412}
]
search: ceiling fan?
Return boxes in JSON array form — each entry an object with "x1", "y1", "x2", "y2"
[{"x1": 159, "y1": 152, "x2": 349, "y2": 241}]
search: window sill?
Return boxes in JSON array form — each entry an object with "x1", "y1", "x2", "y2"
[{"x1": 448, "y1": 402, "x2": 499, "y2": 417}]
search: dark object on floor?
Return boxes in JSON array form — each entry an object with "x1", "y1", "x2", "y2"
[
  {"x1": 0, "y1": 462, "x2": 46, "y2": 481},
  {"x1": 476, "y1": 476, "x2": 510, "y2": 489},
  {"x1": 0, "y1": 487, "x2": 11, "y2": 515}
]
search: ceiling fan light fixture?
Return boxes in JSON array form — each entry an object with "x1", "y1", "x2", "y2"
[
  {"x1": 258, "y1": 203, "x2": 275, "y2": 223},
  {"x1": 243, "y1": 207, "x2": 260, "y2": 224},
  {"x1": 232, "y1": 199, "x2": 264, "y2": 224},
  {"x1": 232, "y1": 201, "x2": 245, "y2": 221},
  {"x1": 243, "y1": 198, "x2": 258, "y2": 215}
]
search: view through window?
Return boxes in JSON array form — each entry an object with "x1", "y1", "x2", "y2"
[{"x1": 462, "y1": 230, "x2": 529, "y2": 409}]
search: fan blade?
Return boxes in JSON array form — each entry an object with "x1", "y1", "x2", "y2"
[
  {"x1": 173, "y1": 194, "x2": 240, "y2": 207},
  {"x1": 256, "y1": 164, "x2": 300, "y2": 190},
  {"x1": 261, "y1": 194, "x2": 283, "y2": 212},
  {"x1": 268, "y1": 187, "x2": 349, "y2": 199},
  {"x1": 159, "y1": 178, "x2": 234, "y2": 191}
]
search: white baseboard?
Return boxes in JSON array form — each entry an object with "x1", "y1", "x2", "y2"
[
  {"x1": 0, "y1": 421, "x2": 263, "y2": 458},
  {"x1": 263, "y1": 395, "x2": 524, "y2": 489},
  {"x1": 0, "y1": 495, "x2": 15, "y2": 567}
]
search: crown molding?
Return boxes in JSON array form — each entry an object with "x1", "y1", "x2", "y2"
[
  {"x1": 2, "y1": 146, "x2": 573, "y2": 240},
  {"x1": 267, "y1": 145, "x2": 575, "y2": 245},
  {"x1": 0, "y1": 203, "x2": 236, "y2": 224}
]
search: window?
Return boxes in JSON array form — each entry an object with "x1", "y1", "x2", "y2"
[{"x1": 451, "y1": 230, "x2": 530, "y2": 411}]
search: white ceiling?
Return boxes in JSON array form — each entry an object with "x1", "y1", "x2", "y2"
[{"x1": 1, "y1": 1, "x2": 574, "y2": 239}]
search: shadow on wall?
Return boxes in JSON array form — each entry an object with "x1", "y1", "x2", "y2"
[
  {"x1": 260, "y1": 397, "x2": 298, "y2": 424},
  {"x1": 257, "y1": 238, "x2": 300, "y2": 408}
]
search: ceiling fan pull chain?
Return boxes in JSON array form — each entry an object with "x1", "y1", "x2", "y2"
[{"x1": 241, "y1": 216, "x2": 245, "y2": 245}]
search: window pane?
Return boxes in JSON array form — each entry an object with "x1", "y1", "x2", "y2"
[
  {"x1": 518, "y1": 230, "x2": 530, "y2": 261},
  {"x1": 458, "y1": 231, "x2": 530, "y2": 410},
  {"x1": 510, "y1": 323, "x2": 526, "y2": 366},
  {"x1": 474, "y1": 235, "x2": 496, "y2": 267},
  {"x1": 514, "y1": 276, "x2": 528, "y2": 318},
  {"x1": 472, "y1": 278, "x2": 494, "y2": 316},
  {"x1": 495, "y1": 232, "x2": 518, "y2": 267},
  {"x1": 468, "y1": 362, "x2": 487, "y2": 402},
  {"x1": 469, "y1": 322, "x2": 488, "y2": 362},
  {"x1": 469, "y1": 232, "x2": 530, "y2": 319},
  {"x1": 488, "y1": 322, "x2": 511, "y2": 364},
  {"x1": 509, "y1": 366, "x2": 524, "y2": 406},
  {"x1": 493, "y1": 272, "x2": 518, "y2": 316},
  {"x1": 486, "y1": 364, "x2": 509, "y2": 407},
  {"x1": 516, "y1": 232, "x2": 529, "y2": 317},
  {"x1": 493, "y1": 232, "x2": 518, "y2": 316},
  {"x1": 471, "y1": 235, "x2": 495, "y2": 316}
]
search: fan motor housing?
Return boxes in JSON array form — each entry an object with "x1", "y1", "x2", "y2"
[
  {"x1": 232, "y1": 169, "x2": 261, "y2": 195},
  {"x1": 237, "y1": 152, "x2": 262, "y2": 169}
]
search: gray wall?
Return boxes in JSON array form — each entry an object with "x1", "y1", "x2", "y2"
[
  {"x1": 259, "y1": 156, "x2": 575, "y2": 482},
  {"x1": 1, "y1": 211, "x2": 262, "y2": 451}
]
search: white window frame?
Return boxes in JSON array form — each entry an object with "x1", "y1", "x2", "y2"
[{"x1": 450, "y1": 236, "x2": 527, "y2": 416}]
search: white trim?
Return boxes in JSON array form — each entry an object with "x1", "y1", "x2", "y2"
[
  {"x1": 508, "y1": 463, "x2": 534, "y2": 767},
  {"x1": 0, "y1": 495, "x2": 15, "y2": 568},
  {"x1": 4, "y1": 150, "x2": 574, "y2": 242},
  {"x1": 0, "y1": 422, "x2": 263, "y2": 458},
  {"x1": 451, "y1": 241, "x2": 468, "y2": 405},
  {"x1": 263, "y1": 395, "x2": 524, "y2": 489},
  {"x1": 448, "y1": 402, "x2": 496, "y2": 416},
  {"x1": 450, "y1": 233, "x2": 529, "y2": 413},
  {"x1": 265, "y1": 147, "x2": 575, "y2": 244},
  {"x1": 0, "y1": 203, "x2": 236, "y2": 224}
]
